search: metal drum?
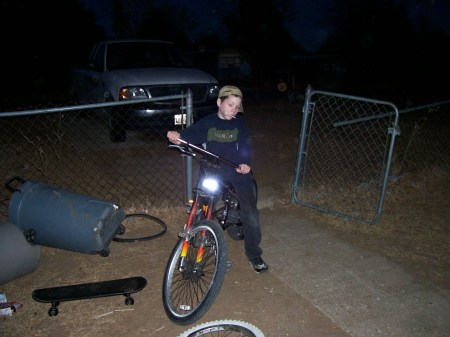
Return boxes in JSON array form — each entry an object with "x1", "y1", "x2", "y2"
[{"x1": 6, "y1": 176, "x2": 125, "y2": 256}]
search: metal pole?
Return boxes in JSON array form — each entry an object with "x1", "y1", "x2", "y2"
[{"x1": 185, "y1": 89, "x2": 193, "y2": 201}]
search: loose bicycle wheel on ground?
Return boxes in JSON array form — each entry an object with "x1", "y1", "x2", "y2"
[
  {"x1": 112, "y1": 213, "x2": 167, "y2": 243},
  {"x1": 163, "y1": 220, "x2": 228, "y2": 326},
  {"x1": 176, "y1": 319, "x2": 265, "y2": 337}
]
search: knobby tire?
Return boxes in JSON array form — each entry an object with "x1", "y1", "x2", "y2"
[
  {"x1": 162, "y1": 220, "x2": 228, "y2": 326},
  {"x1": 176, "y1": 319, "x2": 265, "y2": 337}
]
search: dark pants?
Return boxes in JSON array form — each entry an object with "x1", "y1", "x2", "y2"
[{"x1": 234, "y1": 181, "x2": 263, "y2": 260}]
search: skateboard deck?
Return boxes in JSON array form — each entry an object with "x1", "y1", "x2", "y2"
[{"x1": 32, "y1": 276, "x2": 147, "y2": 316}]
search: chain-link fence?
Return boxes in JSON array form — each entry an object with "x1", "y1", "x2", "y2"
[
  {"x1": 0, "y1": 95, "x2": 197, "y2": 221},
  {"x1": 391, "y1": 102, "x2": 450, "y2": 175},
  {"x1": 292, "y1": 87, "x2": 449, "y2": 224},
  {"x1": 2, "y1": 87, "x2": 448, "y2": 225}
]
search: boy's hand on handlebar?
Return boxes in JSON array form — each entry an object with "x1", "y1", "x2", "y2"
[
  {"x1": 236, "y1": 164, "x2": 251, "y2": 174},
  {"x1": 167, "y1": 132, "x2": 245, "y2": 172},
  {"x1": 167, "y1": 131, "x2": 181, "y2": 144}
]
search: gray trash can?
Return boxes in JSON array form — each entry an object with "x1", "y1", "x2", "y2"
[
  {"x1": 0, "y1": 221, "x2": 40, "y2": 285},
  {"x1": 5, "y1": 176, "x2": 126, "y2": 256}
]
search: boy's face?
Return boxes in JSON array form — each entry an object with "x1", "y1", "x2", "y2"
[{"x1": 217, "y1": 96, "x2": 242, "y2": 120}]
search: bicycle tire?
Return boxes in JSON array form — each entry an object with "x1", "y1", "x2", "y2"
[
  {"x1": 112, "y1": 213, "x2": 167, "y2": 243},
  {"x1": 177, "y1": 319, "x2": 265, "y2": 337},
  {"x1": 163, "y1": 220, "x2": 228, "y2": 326}
]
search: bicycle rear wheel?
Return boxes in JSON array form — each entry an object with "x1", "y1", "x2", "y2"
[
  {"x1": 177, "y1": 319, "x2": 265, "y2": 337},
  {"x1": 163, "y1": 220, "x2": 228, "y2": 326}
]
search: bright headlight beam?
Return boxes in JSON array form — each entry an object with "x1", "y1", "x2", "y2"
[{"x1": 202, "y1": 178, "x2": 219, "y2": 192}]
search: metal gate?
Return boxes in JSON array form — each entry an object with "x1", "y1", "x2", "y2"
[{"x1": 291, "y1": 86, "x2": 400, "y2": 224}]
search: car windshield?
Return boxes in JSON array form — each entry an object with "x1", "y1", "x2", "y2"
[{"x1": 106, "y1": 41, "x2": 188, "y2": 70}]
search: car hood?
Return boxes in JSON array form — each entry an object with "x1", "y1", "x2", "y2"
[{"x1": 107, "y1": 67, "x2": 218, "y2": 86}]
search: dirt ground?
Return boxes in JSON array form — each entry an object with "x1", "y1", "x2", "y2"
[{"x1": 1, "y1": 94, "x2": 448, "y2": 336}]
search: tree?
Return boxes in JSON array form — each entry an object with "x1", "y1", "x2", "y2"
[
  {"x1": 223, "y1": 0, "x2": 300, "y2": 83},
  {"x1": 136, "y1": 3, "x2": 195, "y2": 48},
  {"x1": 108, "y1": 0, "x2": 198, "y2": 49},
  {"x1": 1, "y1": 0, "x2": 104, "y2": 100},
  {"x1": 319, "y1": 0, "x2": 450, "y2": 101}
]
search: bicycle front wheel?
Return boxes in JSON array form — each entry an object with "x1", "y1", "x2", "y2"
[
  {"x1": 163, "y1": 220, "x2": 228, "y2": 326},
  {"x1": 177, "y1": 319, "x2": 265, "y2": 337}
]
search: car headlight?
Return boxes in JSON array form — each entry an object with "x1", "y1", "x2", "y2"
[
  {"x1": 202, "y1": 177, "x2": 219, "y2": 193},
  {"x1": 208, "y1": 85, "x2": 219, "y2": 99},
  {"x1": 119, "y1": 87, "x2": 148, "y2": 100}
]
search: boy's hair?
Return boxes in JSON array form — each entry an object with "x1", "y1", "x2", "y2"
[{"x1": 218, "y1": 85, "x2": 244, "y2": 112}]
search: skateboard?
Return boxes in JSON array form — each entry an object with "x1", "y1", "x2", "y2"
[{"x1": 32, "y1": 276, "x2": 147, "y2": 317}]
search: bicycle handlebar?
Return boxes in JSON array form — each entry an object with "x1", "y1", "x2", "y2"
[{"x1": 169, "y1": 138, "x2": 240, "y2": 169}]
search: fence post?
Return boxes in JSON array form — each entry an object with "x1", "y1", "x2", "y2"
[{"x1": 185, "y1": 89, "x2": 193, "y2": 201}]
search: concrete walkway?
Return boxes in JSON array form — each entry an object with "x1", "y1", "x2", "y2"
[{"x1": 259, "y1": 205, "x2": 450, "y2": 337}]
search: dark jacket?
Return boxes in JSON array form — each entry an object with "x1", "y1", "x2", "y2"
[{"x1": 180, "y1": 113, "x2": 253, "y2": 185}]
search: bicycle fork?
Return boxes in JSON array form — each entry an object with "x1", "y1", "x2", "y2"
[{"x1": 177, "y1": 193, "x2": 214, "y2": 272}]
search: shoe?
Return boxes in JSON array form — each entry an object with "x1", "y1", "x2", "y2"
[{"x1": 248, "y1": 257, "x2": 268, "y2": 274}]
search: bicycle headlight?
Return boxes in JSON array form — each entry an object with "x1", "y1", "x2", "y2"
[{"x1": 202, "y1": 178, "x2": 219, "y2": 193}]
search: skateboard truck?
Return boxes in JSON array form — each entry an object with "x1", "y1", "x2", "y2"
[{"x1": 32, "y1": 276, "x2": 147, "y2": 317}]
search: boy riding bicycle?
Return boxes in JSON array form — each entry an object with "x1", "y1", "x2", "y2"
[{"x1": 167, "y1": 85, "x2": 268, "y2": 273}]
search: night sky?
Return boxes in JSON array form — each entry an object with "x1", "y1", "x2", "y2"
[
  {"x1": 2, "y1": 0, "x2": 449, "y2": 105},
  {"x1": 79, "y1": 0, "x2": 450, "y2": 52}
]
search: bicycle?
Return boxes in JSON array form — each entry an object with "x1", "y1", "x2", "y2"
[{"x1": 163, "y1": 139, "x2": 253, "y2": 326}]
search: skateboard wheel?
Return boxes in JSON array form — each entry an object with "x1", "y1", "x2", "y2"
[
  {"x1": 48, "y1": 307, "x2": 58, "y2": 316},
  {"x1": 125, "y1": 296, "x2": 134, "y2": 305}
]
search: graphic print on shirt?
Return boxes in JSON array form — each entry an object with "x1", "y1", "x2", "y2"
[{"x1": 207, "y1": 128, "x2": 238, "y2": 143}]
